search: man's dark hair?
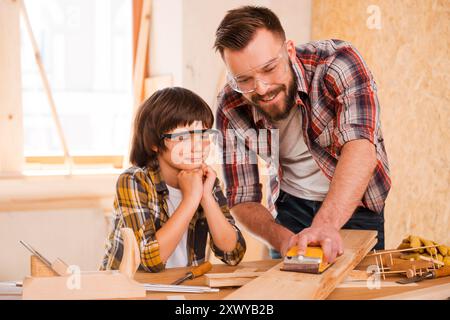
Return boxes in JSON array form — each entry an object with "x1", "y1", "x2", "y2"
[
  {"x1": 214, "y1": 6, "x2": 286, "y2": 56},
  {"x1": 130, "y1": 87, "x2": 214, "y2": 168}
]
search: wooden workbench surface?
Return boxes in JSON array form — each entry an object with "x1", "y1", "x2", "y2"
[
  {"x1": 132, "y1": 259, "x2": 450, "y2": 300},
  {"x1": 1, "y1": 259, "x2": 448, "y2": 300}
]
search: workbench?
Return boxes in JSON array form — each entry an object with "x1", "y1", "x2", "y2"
[
  {"x1": 1, "y1": 259, "x2": 448, "y2": 300},
  {"x1": 132, "y1": 259, "x2": 449, "y2": 300}
]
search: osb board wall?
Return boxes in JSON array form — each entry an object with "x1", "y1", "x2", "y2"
[{"x1": 311, "y1": 0, "x2": 449, "y2": 248}]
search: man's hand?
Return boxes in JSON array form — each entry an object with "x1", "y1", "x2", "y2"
[
  {"x1": 280, "y1": 139, "x2": 377, "y2": 263},
  {"x1": 284, "y1": 224, "x2": 344, "y2": 263},
  {"x1": 177, "y1": 169, "x2": 204, "y2": 206}
]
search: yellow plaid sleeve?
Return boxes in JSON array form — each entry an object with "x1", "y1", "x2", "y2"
[
  {"x1": 209, "y1": 179, "x2": 246, "y2": 265},
  {"x1": 116, "y1": 170, "x2": 165, "y2": 272}
]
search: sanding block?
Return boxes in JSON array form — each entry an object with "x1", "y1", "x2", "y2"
[{"x1": 281, "y1": 246, "x2": 333, "y2": 274}]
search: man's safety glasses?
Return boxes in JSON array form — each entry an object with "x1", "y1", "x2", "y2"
[{"x1": 227, "y1": 42, "x2": 289, "y2": 94}]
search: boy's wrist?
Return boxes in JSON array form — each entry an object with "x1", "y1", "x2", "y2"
[
  {"x1": 180, "y1": 195, "x2": 201, "y2": 211},
  {"x1": 200, "y1": 193, "x2": 216, "y2": 205}
]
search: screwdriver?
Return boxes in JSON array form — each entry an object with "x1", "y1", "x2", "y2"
[{"x1": 171, "y1": 261, "x2": 212, "y2": 285}]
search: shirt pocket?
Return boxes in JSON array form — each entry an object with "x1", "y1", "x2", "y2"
[{"x1": 314, "y1": 121, "x2": 334, "y2": 148}]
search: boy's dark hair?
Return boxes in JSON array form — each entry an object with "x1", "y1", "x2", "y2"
[
  {"x1": 130, "y1": 87, "x2": 214, "y2": 168},
  {"x1": 214, "y1": 6, "x2": 286, "y2": 56}
]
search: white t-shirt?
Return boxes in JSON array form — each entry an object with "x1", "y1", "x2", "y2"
[
  {"x1": 273, "y1": 106, "x2": 330, "y2": 201},
  {"x1": 165, "y1": 185, "x2": 189, "y2": 268}
]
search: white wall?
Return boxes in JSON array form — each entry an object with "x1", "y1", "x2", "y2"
[
  {"x1": 149, "y1": 0, "x2": 183, "y2": 85},
  {"x1": 0, "y1": 208, "x2": 108, "y2": 281},
  {"x1": 150, "y1": 0, "x2": 312, "y2": 107}
]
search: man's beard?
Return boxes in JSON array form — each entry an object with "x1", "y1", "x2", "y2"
[{"x1": 249, "y1": 66, "x2": 297, "y2": 122}]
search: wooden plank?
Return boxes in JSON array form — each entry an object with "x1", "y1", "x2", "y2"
[
  {"x1": 373, "y1": 283, "x2": 450, "y2": 300},
  {"x1": 205, "y1": 271, "x2": 265, "y2": 288},
  {"x1": 345, "y1": 270, "x2": 370, "y2": 281},
  {"x1": 22, "y1": 272, "x2": 146, "y2": 300},
  {"x1": 207, "y1": 277, "x2": 253, "y2": 288},
  {"x1": 225, "y1": 229, "x2": 377, "y2": 300},
  {"x1": 0, "y1": 0, "x2": 23, "y2": 174},
  {"x1": 205, "y1": 272, "x2": 265, "y2": 279},
  {"x1": 337, "y1": 281, "x2": 418, "y2": 288}
]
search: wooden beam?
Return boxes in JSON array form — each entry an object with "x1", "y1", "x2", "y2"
[
  {"x1": 124, "y1": 0, "x2": 152, "y2": 168},
  {"x1": 132, "y1": 0, "x2": 152, "y2": 106},
  {"x1": 19, "y1": 0, "x2": 73, "y2": 170},
  {"x1": 0, "y1": 0, "x2": 24, "y2": 175},
  {"x1": 26, "y1": 155, "x2": 123, "y2": 168},
  {"x1": 225, "y1": 229, "x2": 377, "y2": 300},
  {"x1": 132, "y1": 0, "x2": 144, "y2": 69},
  {"x1": 0, "y1": 173, "x2": 117, "y2": 212},
  {"x1": 0, "y1": 195, "x2": 114, "y2": 212}
]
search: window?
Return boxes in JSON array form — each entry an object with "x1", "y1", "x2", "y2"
[{"x1": 21, "y1": 0, "x2": 133, "y2": 168}]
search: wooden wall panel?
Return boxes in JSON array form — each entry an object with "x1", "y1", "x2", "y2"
[{"x1": 311, "y1": 0, "x2": 449, "y2": 248}]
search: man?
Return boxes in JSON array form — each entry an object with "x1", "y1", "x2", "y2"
[{"x1": 214, "y1": 6, "x2": 391, "y2": 263}]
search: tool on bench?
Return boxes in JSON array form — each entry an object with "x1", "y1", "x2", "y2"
[
  {"x1": 20, "y1": 229, "x2": 146, "y2": 299},
  {"x1": 281, "y1": 246, "x2": 333, "y2": 274},
  {"x1": 396, "y1": 265, "x2": 450, "y2": 284},
  {"x1": 171, "y1": 261, "x2": 213, "y2": 285},
  {"x1": 20, "y1": 240, "x2": 52, "y2": 267},
  {"x1": 19, "y1": 240, "x2": 69, "y2": 276}
]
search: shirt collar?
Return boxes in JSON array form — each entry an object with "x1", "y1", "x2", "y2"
[{"x1": 147, "y1": 164, "x2": 169, "y2": 195}]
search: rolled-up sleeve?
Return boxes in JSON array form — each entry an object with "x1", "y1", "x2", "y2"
[{"x1": 324, "y1": 43, "x2": 380, "y2": 154}]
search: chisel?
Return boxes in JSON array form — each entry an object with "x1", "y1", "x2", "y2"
[{"x1": 171, "y1": 261, "x2": 212, "y2": 285}]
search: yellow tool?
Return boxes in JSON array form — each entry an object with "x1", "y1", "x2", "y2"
[
  {"x1": 171, "y1": 261, "x2": 212, "y2": 285},
  {"x1": 281, "y1": 246, "x2": 333, "y2": 274}
]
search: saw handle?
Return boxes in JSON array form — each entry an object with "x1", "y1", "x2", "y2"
[{"x1": 434, "y1": 266, "x2": 450, "y2": 278}]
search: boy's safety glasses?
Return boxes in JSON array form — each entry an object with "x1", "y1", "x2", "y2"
[{"x1": 160, "y1": 129, "x2": 219, "y2": 143}]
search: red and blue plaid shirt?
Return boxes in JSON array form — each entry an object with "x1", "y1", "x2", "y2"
[{"x1": 216, "y1": 39, "x2": 391, "y2": 215}]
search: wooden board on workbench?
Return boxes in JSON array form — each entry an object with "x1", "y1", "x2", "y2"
[{"x1": 225, "y1": 229, "x2": 377, "y2": 300}]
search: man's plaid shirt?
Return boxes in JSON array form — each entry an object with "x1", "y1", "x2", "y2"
[
  {"x1": 100, "y1": 165, "x2": 246, "y2": 272},
  {"x1": 216, "y1": 39, "x2": 391, "y2": 216}
]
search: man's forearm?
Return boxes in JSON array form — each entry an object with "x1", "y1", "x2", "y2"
[
  {"x1": 231, "y1": 202, "x2": 293, "y2": 252},
  {"x1": 313, "y1": 139, "x2": 378, "y2": 229}
]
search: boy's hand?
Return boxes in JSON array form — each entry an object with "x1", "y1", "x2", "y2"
[
  {"x1": 201, "y1": 165, "x2": 217, "y2": 199},
  {"x1": 177, "y1": 169, "x2": 204, "y2": 206}
]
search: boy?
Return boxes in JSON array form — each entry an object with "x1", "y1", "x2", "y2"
[{"x1": 101, "y1": 87, "x2": 246, "y2": 272}]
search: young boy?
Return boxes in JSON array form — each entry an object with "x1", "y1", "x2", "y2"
[{"x1": 100, "y1": 87, "x2": 246, "y2": 272}]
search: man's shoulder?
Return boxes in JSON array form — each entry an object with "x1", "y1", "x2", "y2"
[{"x1": 296, "y1": 39, "x2": 358, "y2": 63}]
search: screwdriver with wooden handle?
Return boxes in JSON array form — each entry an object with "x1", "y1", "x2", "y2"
[
  {"x1": 397, "y1": 265, "x2": 450, "y2": 284},
  {"x1": 171, "y1": 261, "x2": 212, "y2": 285}
]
